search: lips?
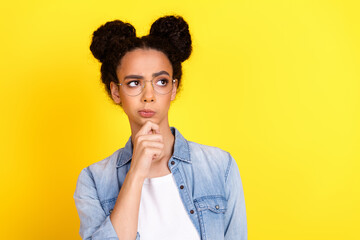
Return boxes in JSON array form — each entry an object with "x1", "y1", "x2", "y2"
[{"x1": 138, "y1": 109, "x2": 156, "y2": 118}]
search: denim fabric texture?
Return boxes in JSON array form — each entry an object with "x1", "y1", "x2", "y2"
[{"x1": 74, "y1": 127, "x2": 247, "y2": 240}]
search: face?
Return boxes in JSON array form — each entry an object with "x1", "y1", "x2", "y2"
[{"x1": 110, "y1": 48, "x2": 177, "y2": 130}]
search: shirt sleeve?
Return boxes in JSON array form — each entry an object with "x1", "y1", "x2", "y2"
[
  {"x1": 224, "y1": 154, "x2": 248, "y2": 240},
  {"x1": 74, "y1": 168, "x2": 141, "y2": 240}
]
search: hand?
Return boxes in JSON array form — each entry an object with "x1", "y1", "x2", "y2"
[{"x1": 129, "y1": 121, "x2": 164, "y2": 179}]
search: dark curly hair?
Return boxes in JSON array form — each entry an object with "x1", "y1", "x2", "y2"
[{"x1": 90, "y1": 15, "x2": 192, "y2": 99}]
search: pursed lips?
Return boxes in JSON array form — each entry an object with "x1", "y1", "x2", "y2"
[{"x1": 138, "y1": 109, "x2": 156, "y2": 118}]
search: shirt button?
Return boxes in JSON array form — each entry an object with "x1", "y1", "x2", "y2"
[
  {"x1": 180, "y1": 185, "x2": 184, "y2": 189},
  {"x1": 215, "y1": 205, "x2": 219, "y2": 210},
  {"x1": 171, "y1": 161, "x2": 175, "y2": 165},
  {"x1": 190, "y1": 210, "x2": 194, "y2": 214},
  {"x1": 109, "y1": 209, "x2": 113, "y2": 213}
]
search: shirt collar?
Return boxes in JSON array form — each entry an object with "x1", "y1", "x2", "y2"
[{"x1": 116, "y1": 127, "x2": 191, "y2": 168}]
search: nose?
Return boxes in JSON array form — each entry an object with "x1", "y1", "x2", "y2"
[{"x1": 141, "y1": 81, "x2": 156, "y2": 103}]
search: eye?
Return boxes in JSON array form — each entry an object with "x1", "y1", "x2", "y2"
[
  {"x1": 127, "y1": 80, "x2": 141, "y2": 87},
  {"x1": 156, "y1": 78, "x2": 169, "y2": 87}
]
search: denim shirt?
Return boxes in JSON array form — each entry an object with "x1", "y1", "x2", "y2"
[{"x1": 74, "y1": 127, "x2": 247, "y2": 240}]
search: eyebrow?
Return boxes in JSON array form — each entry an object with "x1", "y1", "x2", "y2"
[
  {"x1": 152, "y1": 71, "x2": 170, "y2": 78},
  {"x1": 123, "y1": 71, "x2": 170, "y2": 80}
]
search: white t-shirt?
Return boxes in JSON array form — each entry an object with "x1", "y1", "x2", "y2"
[{"x1": 137, "y1": 173, "x2": 201, "y2": 240}]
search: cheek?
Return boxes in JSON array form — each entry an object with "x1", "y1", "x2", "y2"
[
  {"x1": 160, "y1": 96, "x2": 172, "y2": 109},
  {"x1": 120, "y1": 96, "x2": 136, "y2": 113}
]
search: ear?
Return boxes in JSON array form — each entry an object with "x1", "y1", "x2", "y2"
[
  {"x1": 170, "y1": 79, "x2": 178, "y2": 101},
  {"x1": 110, "y1": 81, "x2": 121, "y2": 104}
]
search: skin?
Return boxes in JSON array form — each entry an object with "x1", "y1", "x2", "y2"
[{"x1": 108, "y1": 48, "x2": 178, "y2": 239}]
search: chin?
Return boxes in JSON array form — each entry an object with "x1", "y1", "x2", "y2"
[{"x1": 136, "y1": 117, "x2": 159, "y2": 126}]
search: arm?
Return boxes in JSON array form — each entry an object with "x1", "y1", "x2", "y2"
[
  {"x1": 224, "y1": 154, "x2": 248, "y2": 240},
  {"x1": 109, "y1": 170, "x2": 144, "y2": 240},
  {"x1": 110, "y1": 121, "x2": 164, "y2": 239},
  {"x1": 74, "y1": 167, "x2": 144, "y2": 240},
  {"x1": 74, "y1": 168, "x2": 121, "y2": 240},
  {"x1": 74, "y1": 121, "x2": 163, "y2": 240}
]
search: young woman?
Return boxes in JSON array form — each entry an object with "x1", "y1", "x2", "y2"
[{"x1": 74, "y1": 15, "x2": 247, "y2": 240}]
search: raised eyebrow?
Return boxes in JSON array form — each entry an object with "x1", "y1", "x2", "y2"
[
  {"x1": 123, "y1": 75, "x2": 144, "y2": 80},
  {"x1": 152, "y1": 71, "x2": 170, "y2": 78}
]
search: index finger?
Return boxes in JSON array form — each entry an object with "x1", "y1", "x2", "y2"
[{"x1": 139, "y1": 121, "x2": 160, "y2": 135}]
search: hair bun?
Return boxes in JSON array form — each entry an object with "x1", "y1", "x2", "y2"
[
  {"x1": 150, "y1": 15, "x2": 192, "y2": 62},
  {"x1": 90, "y1": 20, "x2": 136, "y2": 62}
]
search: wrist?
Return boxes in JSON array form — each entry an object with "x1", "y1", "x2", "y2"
[{"x1": 126, "y1": 169, "x2": 146, "y2": 184}]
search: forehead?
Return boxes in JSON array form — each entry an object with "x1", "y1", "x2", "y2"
[{"x1": 116, "y1": 49, "x2": 173, "y2": 78}]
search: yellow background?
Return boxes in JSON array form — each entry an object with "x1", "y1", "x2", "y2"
[{"x1": 1, "y1": 0, "x2": 359, "y2": 239}]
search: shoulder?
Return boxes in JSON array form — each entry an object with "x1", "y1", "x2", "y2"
[
  {"x1": 187, "y1": 141, "x2": 233, "y2": 176},
  {"x1": 74, "y1": 148, "x2": 123, "y2": 201},
  {"x1": 87, "y1": 148, "x2": 120, "y2": 173},
  {"x1": 88, "y1": 149, "x2": 120, "y2": 174},
  {"x1": 76, "y1": 148, "x2": 121, "y2": 186},
  {"x1": 188, "y1": 141, "x2": 229, "y2": 156}
]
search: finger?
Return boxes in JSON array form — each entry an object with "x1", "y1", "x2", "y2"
[
  {"x1": 137, "y1": 134, "x2": 163, "y2": 144},
  {"x1": 138, "y1": 121, "x2": 160, "y2": 135},
  {"x1": 142, "y1": 140, "x2": 164, "y2": 149},
  {"x1": 143, "y1": 147, "x2": 162, "y2": 158},
  {"x1": 152, "y1": 150, "x2": 162, "y2": 161},
  {"x1": 148, "y1": 127, "x2": 160, "y2": 135}
]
